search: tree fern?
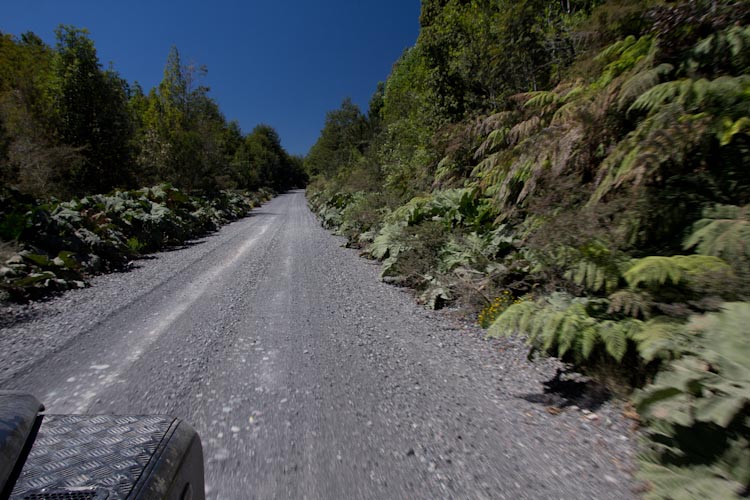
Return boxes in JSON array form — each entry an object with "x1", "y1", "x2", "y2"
[
  {"x1": 487, "y1": 294, "x2": 639, "y2": 363},
  {"x1": 472, "y1": 111, "x2": 517, "y2": 138},
  {"x1": 631, "y1": 316, "x2": 686, "y2": 362},
  {"x1": 595, "y1": 35, "x2": 640, "y2": 63},
  {"x1": 596, "y1": 35, "x2": 655, "y2": 87},
  {"x1": 597, "y1": 319, "x2": 640, "y2": 362},
  {"x1": 683, "y1": 205, "x2": 750, "y2": 271},
  {"x1": 589, "y1": 107, "x2": 711, "y2": 203},
  {"x1": 628, "y1": 79, "x2": 693, "y2": 114},
  {"x1": 507, "y1": 116, "x2": 541, "y2": 145},
  {"x1": 474, "y1": 126, "x2": 509, "y2": 158},
  {"x1": 556, "y1": 239, "x2": 627, "y2": 294},
  {"x1": 581, "y1": 325, "x2": 600, "y2": 359},
  {"x1": 490, "y1": 124, "x2": 582, "y2": 208},
  {"x1": 608, "y1": 289, "x2": 653, "y2": 319},
  {"x1": 488, "y1": 300, "x2": 539, "y2": 337},
  {"x1": 517, "y1": 90, "x2": 562, "y2": 118},
  {"x1": 629, "y1": 75, "x2": 750, "y2": 116},
  {"x1": 689, "y1": 25, "x2": 750, "y2": 74},
  {"x1": 565, "y1": 259, "x2": 621, "y2": 294},
  {"x1": 521, "y1": 90, "x2": 559, "y2": 110},
  {"x1": 624, "y1": 255, "x2": 733, "y2": 288},
  {"x1": 618, "y1": 63, "x2": 674, "y2": 109}
]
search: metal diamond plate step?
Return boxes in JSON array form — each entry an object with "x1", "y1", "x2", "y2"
[{"x1": 10, "y1": 415, "x2": 174, "y2": 500}]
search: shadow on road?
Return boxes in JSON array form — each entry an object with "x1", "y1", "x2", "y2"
[{"x1": 519, "y1": 368, "x2": 611, "y2": 411}]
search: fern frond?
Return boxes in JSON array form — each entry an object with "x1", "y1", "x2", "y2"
[
  {"x1": 551, "y1": 100, "x2": 584, "y2": 124},
  {"x1": 628, "y1": 79, "x2": 693, "y2": 114},
  {"x1": 581, "y1": 326, "x2": 599, "y2": 359},
  {"x1": 565, "y1": 259, "x2": 621, "y2": 294},
  {"x1": 629, "y1": 75, "x2": 750, "y2": 115},
  {"x1": 522, "y1": 91, "x2": 560, "y2": 110},
  {"x1": 597, "y1": 319, "x2": 640, "y2": 362},
  {"x1": 618, "y1": 63, "x2": 674, "y2": 109},
  {"x1": 560, "y1": 85, "x2": 585, "y2": 104},
  {"x1": 590, "y1": 110, "x2": 710, "y2": 203},
  {"x1": 489, "y1": 293, "x2": 642, "y2": 364},
  {"x1": 595, "y1": 35, "x2": 639, "y2": 63},
  {"x1": 541, "y1": 310, "x2": 566, "y2": 349},
  {"x1": 631, "y1": 316, "x2": 685, "y2": 362},
  {"x1": 596, "y1": 35, "x2": 655, "y2": 86},
  {"x1": 608, "y1": 289, "x2": 653, "y2": 319},
  {"x1": 557, "y1": 303, "x2": 589, "y2": 357},
  {"x1": 473, "y1": 111, "x2": 517, "y2": 137},
  {"x1": 474, "y1": 127, "x2": 509, "y2": 159},
  {"x1": 507, "y1": 116, "x2": 542, "y2": 145},
  {"x1": 624, "y1": 255, "x2": 732, "y2": 288},
  {"x1": 684, "y1": 205, "x2": 750, "y2": 270},
  {"x1": 487, "y1": 300, "x2": 539, "y2": 338},
  {"x1": 690, "y1": 25, "x2": 750, "y2": 74}
]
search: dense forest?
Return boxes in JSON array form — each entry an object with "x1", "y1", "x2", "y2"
[
  {"x1": 306, "y1": 0, "x2": 750, "y2": 497},
  {"x1": 0, "y1": 26, "x2": 306, "y2": 197},
  {"x1": 1, "y1": 26, "x2": 306, "y2": 300}
]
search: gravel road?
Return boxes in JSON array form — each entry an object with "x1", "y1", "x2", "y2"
[{"x1": 0, "y1": 190, "x2": 636, "y2": 499}]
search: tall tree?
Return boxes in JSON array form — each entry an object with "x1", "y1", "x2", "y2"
[
  {"x1": 305, "y1": 98, "x2": 367, "y2": 178},
  {"x1": 49, "y1": 26, "x2": 134, "y2": 194},
  {"x1": 136, "y1": 46, "x2": 228, "y2": 192}
]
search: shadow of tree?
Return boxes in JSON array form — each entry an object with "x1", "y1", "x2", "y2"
[{"x1": 519, "y1": 368, "x2": 611, "y2": 411}]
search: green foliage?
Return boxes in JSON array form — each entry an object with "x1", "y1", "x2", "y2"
[
  {"x1": 440, "y1": 227, "x2": 514, "y2": 274},
  {"x1": 48, "y1": 26, "x2": 135, "y2": 195},
  {"x1": 560, "y1": 239, "x2": 626, "y2": 294},
  {"x1": 684, "y1": 205, "x2": 750, "y2": 273},
  {"x1": 566, "y1": 259, "x2": 620, "y2": 293},
  {"x1": 623, "y1": 255, "x2": 733, "y2": 289},
  {"x1": 477, "y1": 290, "x2": 522, "y2": 328},
  {"x1": 689, "y1": 25, "x2": 750, "y2": 75},
  {"x1": 635, "y1": 303, "x2": 750, "y2": 499},
  {"x1": 630, "y1": 316, "x2": 687, "y2": 362},
  {"x1": 718, "y1": 116, "x2": 750, "y2": 146},
  {"x1": 1, "y1": 184, "x2": 269, "y2": 301},
  {"x1": 418, "y1": 275, "x2": 451, "y2": 310},
  {"x1": 607, "y1": 288, "x2": 652, "y2": 319},
  {"x1": 1, "y1": 29, "x2": 301, "y2": 201},
  {"x1": 305, "y1": 98, "x2": 368, "y2": 179},
  {"x1": 628, "y1": 76, "x2": 750, "y2": 116},
  {"x1": 233, "y1": 124, "x2": 306, "y2": 191},
  {"x1": 595, "y1": 35, "x2": 656, "y2": 87},
  {"x1": 369, "y1": 222, "x2": 407, "y2": 261},
  {"x1": 487, "y1": 293, "x2": 641, "y2": 364}
]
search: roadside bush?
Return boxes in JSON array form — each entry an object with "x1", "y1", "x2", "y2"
[
  {"x1": 0, "y1": 184, "x2": 272, "y2": 302},
  {"x1": 635, "y1": 303, "x2": 750, "y2": 499}
]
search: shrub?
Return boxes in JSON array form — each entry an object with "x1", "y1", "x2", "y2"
[
  {"x1": 635, "y1": 303, "x2": 750, "y2": 499},
  {"x1": 1, "y1": 184, "x2": 265, "y2": 302}
]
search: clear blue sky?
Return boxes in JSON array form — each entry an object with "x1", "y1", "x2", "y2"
[{"x1": 2, "y1": 1, "x2": 422, "y2": 155}]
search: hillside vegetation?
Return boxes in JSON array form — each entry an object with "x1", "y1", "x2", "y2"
[
  {"x1": 1, "y1": 26, "x2": 304, "y2": 301},
  {"x1": 306, "y1": 1, "x2": 750, "y2": 497}
]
